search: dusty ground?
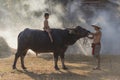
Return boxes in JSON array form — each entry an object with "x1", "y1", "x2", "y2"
[{"x1": 0, "y1": 54, "x2": 120, "y2": 80}]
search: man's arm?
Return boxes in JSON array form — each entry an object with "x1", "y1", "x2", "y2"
[{"x1": 87, "y1": 33, "x2": 94, "y2": 39}]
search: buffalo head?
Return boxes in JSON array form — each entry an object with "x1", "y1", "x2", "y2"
[{"x1": 68, "y1": 26, "x2": 90, "y2": 38}]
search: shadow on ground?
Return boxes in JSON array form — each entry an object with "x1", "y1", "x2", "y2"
[{"x1": 16, "y1": 69, "x2": 89, "y2": 80}]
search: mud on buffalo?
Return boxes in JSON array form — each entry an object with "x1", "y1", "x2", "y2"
[{"x1": 12, "y1": 26, "x2": 90, "y2": 70}]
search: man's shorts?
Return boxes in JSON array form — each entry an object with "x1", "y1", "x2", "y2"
[{"x1": 93, "y1": 44, "x2": 101, "y2": 58}]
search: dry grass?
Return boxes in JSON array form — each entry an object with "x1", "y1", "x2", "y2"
[{"x1": 0, "y1": 54, "x2": 120, "y2": 80}]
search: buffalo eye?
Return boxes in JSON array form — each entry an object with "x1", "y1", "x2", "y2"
[
  {"x1": 68, "y1": 29, "x2": 76, "y2": 34},
  {"x1": 68, "y1": 29, "x2": 73, "y2": 34},
  {"x1": 74, "y1": 29, "x2": 80, "y2": 35}
]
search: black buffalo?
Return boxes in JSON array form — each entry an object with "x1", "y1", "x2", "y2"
[{"x1": 13, "y1": 26, "x2": 90, "y2": 70}]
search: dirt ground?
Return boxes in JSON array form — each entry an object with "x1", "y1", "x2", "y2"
[{"x1": 0, "y1": 54, "x2": 120, "y2": 80}]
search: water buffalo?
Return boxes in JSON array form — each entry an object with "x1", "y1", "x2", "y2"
[{"x1": 13, "y1": 26, "x2": 90, "y2": 70}]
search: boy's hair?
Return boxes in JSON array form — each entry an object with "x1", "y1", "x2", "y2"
[{"x1": 44, "y1": 13, "x2": 49, "y2": 17}]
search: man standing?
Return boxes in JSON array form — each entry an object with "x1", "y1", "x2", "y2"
[{"x1": 88, "y1": 25, "x2": 102, "y2": 70}]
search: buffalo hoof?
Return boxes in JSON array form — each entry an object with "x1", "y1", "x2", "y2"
[
  {"x1": 22, "y1": 66, "x2": 27, "y2": 70},
  {"x1": 13, "y1": 66, "x2": 17, "y2": 70},
  {"x1": 62, "y1": 67, "x2": 68, "y2": 70},
  {"x1": 55, "y1": 67, "x2": 60, "y2": 70}
]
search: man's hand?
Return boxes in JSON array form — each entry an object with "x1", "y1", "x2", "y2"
[{"x1": 87, "y1": 33, "x2": 94, "y2": 39}]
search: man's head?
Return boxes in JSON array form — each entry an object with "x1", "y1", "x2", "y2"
[
  {"x1": 92, "y1": 25, "x2": 101, "y2": 31},
  {"x1": 44, "y1": 13, "x2": 49, "y2": 19}
]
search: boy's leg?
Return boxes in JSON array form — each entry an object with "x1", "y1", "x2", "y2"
[{"x1": 48, "y1": 32, "x2": 53, "y2": 42}]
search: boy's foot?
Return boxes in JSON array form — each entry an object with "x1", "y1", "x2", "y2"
[{"x1": 51, "y1": 40, "x2": 53, "y2": 43}]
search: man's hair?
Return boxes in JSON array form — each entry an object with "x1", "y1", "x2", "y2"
[{"x1": 44, "y1": 13, "x2": 49, "y2": 17}]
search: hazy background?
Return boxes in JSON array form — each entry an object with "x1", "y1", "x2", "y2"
[{"x1": 0, "y1": 0, "x2": 120, "y2": 55}]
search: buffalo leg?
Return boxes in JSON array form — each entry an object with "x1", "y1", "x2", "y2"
[
  {"x1": 60, "y1": 53, "x2": 68, "y2": 70},
  {"x1": 20, "y1": 50, "x2": 27, "y2": 69},
  {"x1": 53, "y1": 53, "x2": 59, "y2": 70},
  {"x1": 13, "y1": 51, "x2": 21, "y2": 69}
]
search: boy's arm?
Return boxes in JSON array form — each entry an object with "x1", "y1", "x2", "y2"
[{"x1": 44, "y1": 20, "x2": 50, "y2": 30}]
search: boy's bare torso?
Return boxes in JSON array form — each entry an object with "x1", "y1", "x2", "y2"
[{"x1": 44, "y1": 19, "x2": 50, "y2": 31}]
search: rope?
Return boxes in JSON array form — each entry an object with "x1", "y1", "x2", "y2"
[{"x1": 82, "y1": 37, "x2": 91, "y2": 48}]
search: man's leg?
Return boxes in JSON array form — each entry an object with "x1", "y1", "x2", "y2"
[
  {"x1": 97, "y1": 54, "x2": 101, "y2": 69},
  {"x1": 93, "y1": 57, "x2": 101, "y2": 70},
  {"x1": 93, "y1": 45, "x2": 101, "y2": 70}
]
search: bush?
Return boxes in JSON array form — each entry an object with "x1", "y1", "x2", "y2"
[{"x1": 0, "y1": 37, "x2": 11, "y2": 58}]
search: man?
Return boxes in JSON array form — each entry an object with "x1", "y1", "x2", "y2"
[
  {"x1": 88, "y1": 25, "x2": 102, "y2": 70},
  {"x1": 43, "y1": 13, "x2": 53, "y2": 42}
]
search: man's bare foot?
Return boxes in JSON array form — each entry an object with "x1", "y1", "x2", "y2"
[{"x1": 93, "y1": 67, "x2": 101, "y2": 70}]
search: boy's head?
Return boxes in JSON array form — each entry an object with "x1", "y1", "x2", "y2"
[{"x1": 44, "y1": 13, "x2": 49, "y2": 19}]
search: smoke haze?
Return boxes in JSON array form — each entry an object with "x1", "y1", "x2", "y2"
[{"x1": 0, "y1": 0, "x2": 120, "y2": 55}]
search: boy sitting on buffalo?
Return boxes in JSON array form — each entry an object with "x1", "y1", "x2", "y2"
[{"x1": 43, "y1": 13, "x2": 53, "y2": 43}]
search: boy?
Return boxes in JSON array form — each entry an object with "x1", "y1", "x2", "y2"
[
  {"x1": 43, "y1": 13, "x2": 53, "y2": 42},
  {"x1": 88, "y1": 25, "x2": 102, "y2": 70}
]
